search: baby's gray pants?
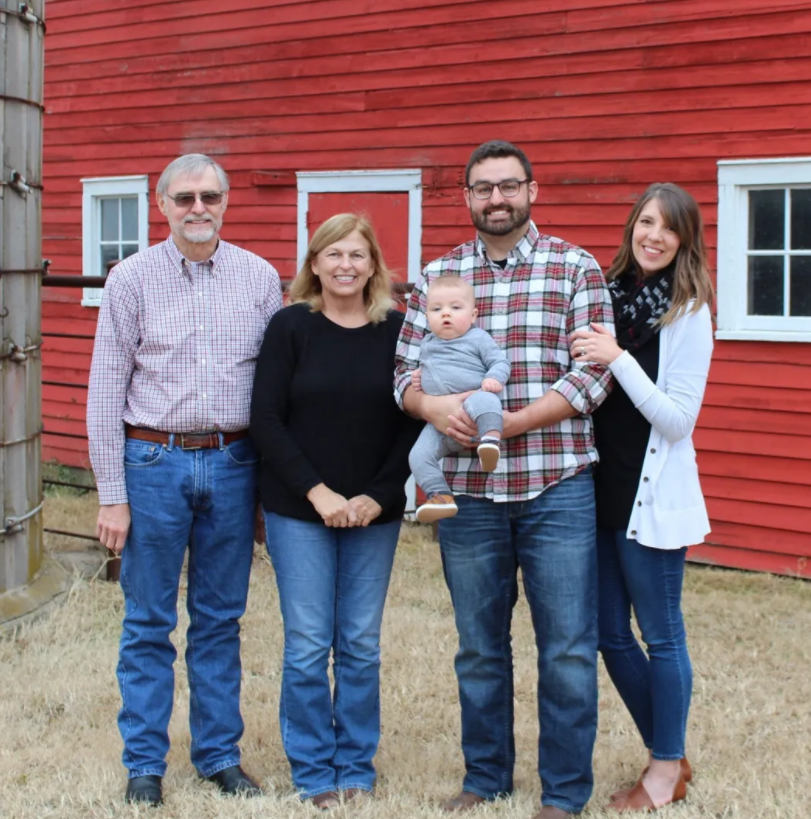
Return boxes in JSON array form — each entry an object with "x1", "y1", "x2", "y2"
[{"x1": 409, "y1": 390, "x2": 503, "y2": 498}]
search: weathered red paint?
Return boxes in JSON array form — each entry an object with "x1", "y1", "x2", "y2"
[{"x1": 41, "y1": 0, "x2": 811, "y2": 576}]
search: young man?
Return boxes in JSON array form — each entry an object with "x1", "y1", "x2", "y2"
[
  {"x1": 395, "y1": 140, "x2": 614, "y2": 819},
  {"x1": 88, "y1": 154, "x2": 282, "y2": 806}
]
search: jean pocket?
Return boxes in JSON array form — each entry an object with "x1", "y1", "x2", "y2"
[
  {"x1": 224, "y1": 438, "x2": 259, "y2": 467},
  {"x1": 124, "y1": 440, "x2": 166, "y2": 468}
]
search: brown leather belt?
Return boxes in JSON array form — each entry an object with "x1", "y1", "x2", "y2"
[{"x1": 125, "y1": 424, "x2": 250, "y2": 450}]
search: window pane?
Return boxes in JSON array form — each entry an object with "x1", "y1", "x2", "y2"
[
  {"x1": 790, "y1": 189, "x2": 811, "y2": 250},
  {"x1": 790, "y1": 256, "x2": 811, "y2": 316},
  {"x1": 101, "y1": 243, "x2": 120, "y2": 276},
  {"x1": 121, "y1": 197, "x2": 138, "y2": 241},
  {"x1": 101, "y1": 198, "x2": 119, "y2": 242},
  {"x1": 747, "y1": 256, "x2": 784, "y2": 316},
  {"x1": 748, "y1": 189, "x2": 785, "y2": 250},
  {"x1": 121, "y1": 244, "x2": 139, "y2": 260}
]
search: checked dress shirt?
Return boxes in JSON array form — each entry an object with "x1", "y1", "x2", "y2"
[
  {"x1": 87, "y1": 237, "x2": 282, "y2": 505},
  {"x1": 394, "y1": 221, "x2": 614, "y2": 503}
]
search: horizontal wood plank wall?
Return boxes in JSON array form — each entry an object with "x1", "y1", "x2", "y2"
[{"x1": 41, "y1": 0, "x2": 811, "y2": 575}]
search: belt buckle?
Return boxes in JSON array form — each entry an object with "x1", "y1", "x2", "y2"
[{"x1": 179, "y1": 434, "x2": 203, "y2": 451}]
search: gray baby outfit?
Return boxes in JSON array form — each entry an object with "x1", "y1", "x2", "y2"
[{"x1": 409, "y1": 327, "x2": 511, "y2": 498}]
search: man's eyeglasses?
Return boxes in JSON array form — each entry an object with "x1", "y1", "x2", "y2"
[
  {"x1": 467, "y1": 179, "x2": 529, "y2": 200},
  {"x1": 166, "y1": 191, "x2": 225, "y2": 208}
]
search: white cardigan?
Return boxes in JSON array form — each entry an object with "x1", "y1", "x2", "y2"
[{"x1": 607, "y1": 302, "x2": 713, "y2": 550}]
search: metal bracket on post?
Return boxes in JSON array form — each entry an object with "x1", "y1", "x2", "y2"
[
  {"x1": 3, "y1": 170, "x2": 32, "y2": 196},
  {"x1": 0, "y1": 503, "x2": 44, "y2": 537}
]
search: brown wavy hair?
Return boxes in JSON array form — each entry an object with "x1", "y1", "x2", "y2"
[
  {"x1": 607, "y1": 183, "x2": 714, "y2": 326},
  {"x1": 288, "y1": 213, "x2": 394, "y2": 323}
]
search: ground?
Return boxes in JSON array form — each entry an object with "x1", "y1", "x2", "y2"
[{"x1": 2, "y1": 500, "x2": 810, "y2": 818}]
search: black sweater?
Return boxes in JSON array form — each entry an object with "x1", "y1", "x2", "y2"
[{"x1": 250, "y1": 304, "x2": 423, "y2": 525}]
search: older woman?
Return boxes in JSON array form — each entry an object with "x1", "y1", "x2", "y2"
[
  {"x1": 250, "y1": 214, "x2": 422, "y2": 809},
  {"x1": 570, "y1": 184, "x2": 714, "y2": 812}
]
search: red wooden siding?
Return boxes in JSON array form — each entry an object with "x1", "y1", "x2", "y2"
[{"x1": 41, "y1": 0, "x2": 811, "y2": 575}]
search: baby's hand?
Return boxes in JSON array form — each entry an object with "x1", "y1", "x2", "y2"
[
  {"x1": 412, "y1": 368, "x2": 423, "y2": 392},
  {"x1": 481, "y1": 378, "x2": 503, "y2": 393}
]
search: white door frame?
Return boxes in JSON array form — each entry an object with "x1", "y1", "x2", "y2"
[{"x1": 296, "y1": 169, "x2": 423, "y2": 281}]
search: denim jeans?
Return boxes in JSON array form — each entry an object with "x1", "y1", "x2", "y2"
[
  {"x1": 264, "y1": 513, "x2": 401, "y2": 798},
  {"x1": 597, "y1": 527, "x2": 692, "y2": 760},
  {"x1": 118, "y1": 435, "x2": 258, "y2": 778},
  {"x1": 437, "y1": 469, "x2": 598, "y2": 814}
]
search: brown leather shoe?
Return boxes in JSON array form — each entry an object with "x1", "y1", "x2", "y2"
[
  {"x1": 341, "y1": 787, "x2": 370, "y2": 801},
  {"x1": 442, "y1": 791, "x2": 486, "y2": 811},
  {"x1": 532, "y1": 807, "x2": 576, "y2": 818},
  {"x1": 608, "y1": 772, "x2": 687, "y2": 812},
  {"x1": 610, "y1": 758, "x2": 692, "y2": 803}
]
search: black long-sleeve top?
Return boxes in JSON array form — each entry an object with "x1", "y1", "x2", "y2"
[{"x1": 250, "y1": 303, "x2": 424, "y2": 525}]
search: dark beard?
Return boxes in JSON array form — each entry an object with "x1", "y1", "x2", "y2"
[{"x1": 470, "y1": 202, "x2": 531, "y2": 236}]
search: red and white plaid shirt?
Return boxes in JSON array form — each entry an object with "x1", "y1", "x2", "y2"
[
  {"x1": 394, "y1": 221, "x2": 614, "y2": 503},
  {"x1": 87, "y1": 237, "x2": 282, "y2": 504}
]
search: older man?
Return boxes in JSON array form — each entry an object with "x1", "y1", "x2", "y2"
[
  {"x1": 88, "y1": 154, "x2": 282, "y2": 806},
  {"x1": 395, "y1": 141, "x2": 614, "y2": 818}
]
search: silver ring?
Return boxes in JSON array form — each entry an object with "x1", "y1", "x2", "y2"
[{"x1": 579, "y1": 346, "x2": 586, "y2": 356}]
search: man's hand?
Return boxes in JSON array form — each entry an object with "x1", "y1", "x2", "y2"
[
  {"x1": 407, "y1": 389, "x2": 475, "y2": 434},
  {"x1": 481, "y1": 378, "x2": 503, "y2": 393},
  {"x1": 348, "y1": 495, "x2": 383, "y2": 527},
  {"x1": 97, "y1": 503, "x2": 131, "y2": 553},
  {"x1": 307, "y1": 484, "x2": 358, "y2": 528}
]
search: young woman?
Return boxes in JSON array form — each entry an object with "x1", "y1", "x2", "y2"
[
  {"x1": 250, "y1": 214, "x2": 422, "y2": 809},
  {"x1": 570, "y1": 183, "x2": 714, "y2": 812}
]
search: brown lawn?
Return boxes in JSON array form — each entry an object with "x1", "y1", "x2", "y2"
[{"x1": 1, "y1": 494, "x2": 809, "y2": 818}]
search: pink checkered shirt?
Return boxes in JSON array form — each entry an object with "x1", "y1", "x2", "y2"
[
  {"x1": 394, "y1": 221, "x2": 615, "y2": 503},
  {"x1": 87, "y1": 237, "x2": 282, "y2": 504}
]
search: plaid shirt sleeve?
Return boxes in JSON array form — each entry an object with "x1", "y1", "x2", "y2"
[
  {"x1": 87, "y1": 268, "x2": 140, "y2": 505},
  {"x1": 549, "y1": 253, "x2": 615, "y2": 414},
  {"x1": 393, "y1": 270, "x2": 430, "y2": 407}
]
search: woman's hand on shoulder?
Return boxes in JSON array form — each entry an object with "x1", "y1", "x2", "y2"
[
  {"x1": 569, "y1": 322, "x2": 623, "y2": 366},
  {"x1": 306, "y1": 484, "x2": 358, "y2": 528},
  {"x1": 348, "y1": 495, "x2": 383, "y2": 527}
]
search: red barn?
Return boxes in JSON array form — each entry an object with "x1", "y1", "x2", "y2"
[{"x1": 41, "y1": 0, "x2": 811, "y2": 577}]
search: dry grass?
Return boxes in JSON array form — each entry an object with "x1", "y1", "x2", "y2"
[{"x1": 3, "y1": 495, "x2": 810, "y2": 818}]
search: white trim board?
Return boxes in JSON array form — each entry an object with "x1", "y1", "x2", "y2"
[{"x1": 296, "y1": 169, "x2": 423, "y2": 282}]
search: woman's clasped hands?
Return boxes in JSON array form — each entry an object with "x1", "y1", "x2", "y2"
[{"x1": 306, "y1": 484, "x2": 382, "y2": 528}]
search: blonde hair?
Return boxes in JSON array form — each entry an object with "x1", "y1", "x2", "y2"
[
  {"x1": 288, "y1": 213, "x2": 394, "y2": 323},
  {"x1": 607, "y1": 183, "x2": 714, "y2": 326}
]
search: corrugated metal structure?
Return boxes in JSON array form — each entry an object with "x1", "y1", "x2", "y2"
[{"x1": 40, "y1": 0, "x2": 811, "y2": 576}]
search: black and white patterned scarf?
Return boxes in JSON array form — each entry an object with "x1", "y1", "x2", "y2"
[{"x1": 608, "y1": 265, "x2": 674, "y2": 352}]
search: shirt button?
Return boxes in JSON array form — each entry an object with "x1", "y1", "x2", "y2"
[
  {"x1": 650, "y1": 448, "x2": 657, "y2": 454},
  {"x1": 643, "y1": 477, "x2": 649, "y2": 482},
  {"x1": 637, "y1": 501, "x2": 642, "y2": 507},
  {"x1": 202, "y1": 393, "x2": 207, "y2": 399},
  {"x1": 201, "y1": 359, "x2": 206, "y2": 365},
  {"x1": 200, "y1": 325, "x2": 205, "y2": 331}
]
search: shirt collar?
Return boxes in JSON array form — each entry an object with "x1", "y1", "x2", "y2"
[
  {"x1": 164, "y1": 236, "x2": 224, "y2": 278},
  {"x1": 474, "y1": 220, "x2": 540, "y2": 266}
]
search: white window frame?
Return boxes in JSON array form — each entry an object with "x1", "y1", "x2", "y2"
[
  {"x1": 717, "y1": 157, "x2": 811, "y2": 342},
  {"x1": 296, "y1": 169, "x2": 423, "y2": 281},
  {"x1": 81, "y1": 175, "x2": 149, "y2": 306}
]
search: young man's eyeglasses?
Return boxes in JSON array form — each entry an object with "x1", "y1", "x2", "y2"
[
  {"x1": 166, "y1": 191, "x2": 225, "y2": 208},
  {"x1": 467, "y1": 179, "x2": 529, "y2": 200}
]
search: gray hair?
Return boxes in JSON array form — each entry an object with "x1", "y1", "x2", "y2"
[{"x1": 156, "y1": 154, "x2": 230, "y2": 195}]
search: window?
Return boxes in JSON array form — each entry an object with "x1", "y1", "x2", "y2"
[
  {"x1": 81, "y1": 175, "x2": 149, "y2": 306},
  {"x1": 717, "y1": 158, "x2": 811, "y2": 341}
]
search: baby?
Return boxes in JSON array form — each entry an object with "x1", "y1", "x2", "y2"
[{"x1": 409, "y1": 275, "x2": 511, "y2": 523}]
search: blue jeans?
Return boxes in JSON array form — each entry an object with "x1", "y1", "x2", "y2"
[
  {"x1": 597, "y1": 527, "x2": 692, "y2": 760},
  {"x1": 437, "y1": 469, "x2": 598, "y2": 813},
  {"x1": 118, "y1": 435, "x2": 258, "y2": 778},
  {"x1": 264, "y1": 513, "x2": 401, "y2": 798}
]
